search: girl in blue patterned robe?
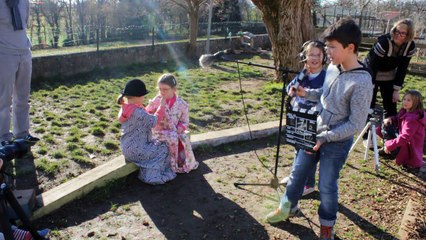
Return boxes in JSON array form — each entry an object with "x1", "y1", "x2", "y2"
[{"x1": 117, "y1": 79, "x2": 176, "y2": 185}]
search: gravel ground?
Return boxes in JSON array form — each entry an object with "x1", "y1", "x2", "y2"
[{"x1": 22, "y1": 136, "x2": 425, "y2": 240}]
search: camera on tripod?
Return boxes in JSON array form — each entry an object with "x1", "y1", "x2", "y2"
[
  {"x1": 0, "y1": 139, "x2": 47, "y2": 240},
  {"x1": 0, "y1": 139, "x2": 31, "y2": 171},
  {"x1": 368, "y1": 107, "x2": 384, "y2": 123}
]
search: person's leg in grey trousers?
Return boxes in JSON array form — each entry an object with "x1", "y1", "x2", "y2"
[{"x1": 0, "y1": 51, "x2": 32, "y2": 142}]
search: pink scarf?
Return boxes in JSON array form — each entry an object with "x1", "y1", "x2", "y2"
[
  {"x1": 166, "y1": 95, "x2": 176, "y2": 109},
  {"x1": 118, "y1": 103, "x2": 144, "y2": 123}
]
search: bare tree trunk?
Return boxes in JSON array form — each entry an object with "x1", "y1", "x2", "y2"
[
  {"x1": 170, "y1": 0, "x2": 206, "y2": 57},
  {"x1": 188, "y1": 7, "x2": 199, "y2": 56},
  {"x1": 66, "y1": 0, "x2": 74, "y2": 41},
  {"x1": 359, "y1": 10, "x2": 364, "y2": 30},
  {"x1": 76, "y1": 0, "x2": 86, "y2": 45},
  {"x1": 251, "y1": 0, "x2": 315, "y2": 81},
  {"x1": 358, "y1": 0, "x2": 372, "y2": 31},
  {"x1": 34, "y1": 7, "x2": 43, "y2": 45}
]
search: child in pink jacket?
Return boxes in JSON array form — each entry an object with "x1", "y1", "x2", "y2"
[{"x1": 377, "y1": 90, "x2": 425, "y2": 170}]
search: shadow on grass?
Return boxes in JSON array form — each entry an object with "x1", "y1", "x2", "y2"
[
  {"x1": 210, "y1": 64, "x2": 237, "y2": 73},
  {"x1": 338, "y1": 203, "x2": 397, "y2": 240},
  {"x1": 269, "y1": 221, "x2": 318, "y2": 240},
  {"x1": 12, "y1": 152, "x2": 41, "y2": 194},
  {"x1": 346, "y1": 161, "x2": 426, "y2": 196}
]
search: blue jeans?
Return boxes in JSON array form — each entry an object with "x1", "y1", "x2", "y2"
[
  {"x1": 280, "y1": 138, "x2": 353, "y2": 227},
  {"x1": 290, "y1": 149, "x2": 317, "y2": 187}
]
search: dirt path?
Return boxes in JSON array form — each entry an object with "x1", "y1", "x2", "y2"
[{"x1": 29, "y1": 136, "x2": 425, "y2": 240}]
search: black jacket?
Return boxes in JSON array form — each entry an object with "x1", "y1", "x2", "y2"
[{"x1": 364, "y1": 33, "x2": 416, "y2": 88}]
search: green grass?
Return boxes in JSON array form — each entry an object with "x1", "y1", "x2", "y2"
[{"x1": 35, "y1": 158, "x2": 63, "y2": 175}]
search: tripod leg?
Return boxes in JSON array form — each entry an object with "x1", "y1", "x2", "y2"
[
  {"x1": 349, "y1": 122, "x2": 371, "y2": 153},
  {"x1": 370, "y1": 122, "x2": 380, "y2": 174},
  {"x1": 3, "y1": 187, "x2": 43, "y2": 240},
  {"x1": 0, "y1": 191, "x2": 14, "y2": 240},
  {"x1": 364, "y1": 128, "x2": 373, "y2": 160}
]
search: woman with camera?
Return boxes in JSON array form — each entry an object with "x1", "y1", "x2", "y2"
[{"x1": 364, "y1": 18, "x2": 417, "y2": 118}]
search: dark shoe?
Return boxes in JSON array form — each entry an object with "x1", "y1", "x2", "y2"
[
  {"x1": 0, "y1": 140, "x2": 13, "y2": 146},
  {"x1": 402, "y1": 165, "x2": 420, "y2": 175},
  {"x1": 22, "y1": 134, "x2": 40, "y2": 143},
  {"x1": 14, "y1": 134, "x2": 40, "y2": 146}
]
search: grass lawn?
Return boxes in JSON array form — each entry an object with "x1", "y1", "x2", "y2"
[{"x1": 25, "y1": 54, "x2": 286, "y2": 189}]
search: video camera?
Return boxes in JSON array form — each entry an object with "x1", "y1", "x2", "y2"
[
  {"x1": 0, "y1": 139, "x2": 31, "y2": 172},
  {"x1": 368, "y1": 107, "x2": 384, "y2": 123}
]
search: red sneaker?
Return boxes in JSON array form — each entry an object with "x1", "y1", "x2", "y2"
[{"x1": 320, "y1": 225, "x2": 334, "y2": 240}]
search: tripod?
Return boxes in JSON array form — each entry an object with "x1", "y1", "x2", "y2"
[
  {"x1": 231, "y1": 62, "x2": 298, "y2": 189},
  {"x1": 348, "y1": 116, "x2": 380, "y2": 174},
  {"x1": 0, "y1": 175, "x2": 43, "y2": 240}
]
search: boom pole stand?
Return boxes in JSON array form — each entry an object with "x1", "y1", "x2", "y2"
[
  {"x1": 349, "y1": 115, "x2": 381, "y2": 174},
  {"x1": 0, "y1": 179, "x2": 43, "y2": 240},
  {"x1": 229, "y1": 60, "x2": 298, "y2": 189}
]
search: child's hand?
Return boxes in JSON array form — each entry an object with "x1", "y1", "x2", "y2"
[
  {"x1": 295, "y1": 86, "x2": 306, "y2": 97},
  {"x1": 384, "y1": 146, "x2": 391, "y2": 154},
  {"x1": 288, "y1": 86, "x2": 296, "y2": 96},
  {"x1": 160, "y1": 97, "x2": 166, "y2": 107},
  {"x1": 383, "y1": 118, "x2": 392, "y2": 126},
  {"x1": 303, "y1": 64, "x2": 311, "y2": 74},
  {"x1": 312, "y1": 140, "x2": 322, "y2": 151},
  {"x1": 392, "y1": 90, "x2": 399, "y2": 103}
]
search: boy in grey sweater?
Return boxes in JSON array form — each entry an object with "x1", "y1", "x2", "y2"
[
  {"x1": 266, "y1": 18, "x2": 373, "y2": 240},
  {"x1": 0, "y1": 0, "x2": 38, "y2": 145}
]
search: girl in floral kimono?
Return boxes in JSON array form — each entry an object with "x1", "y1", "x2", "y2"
[
  {"x1": 146, "y1": 74, "x2": 199, "y2": 173},
  {"x1": 118, "y1": 79, "x2": 176, "y2": 184}
]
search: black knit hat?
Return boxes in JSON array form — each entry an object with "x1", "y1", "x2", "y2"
[{"x1": 121, "y1": 79, "x2": 149, "y2": 97}]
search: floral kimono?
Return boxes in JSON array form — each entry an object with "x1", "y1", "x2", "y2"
[{"x1": 147, "y1": 95, "x2": 199, "y2": 173}]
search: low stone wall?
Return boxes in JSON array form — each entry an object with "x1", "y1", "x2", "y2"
[{"x1": 32, "y1": 34, "x2": 271, "y2": 81}]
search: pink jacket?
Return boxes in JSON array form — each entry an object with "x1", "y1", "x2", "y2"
[{"x1": 385, "y1": 109, "x2": 426, "y2": 168}]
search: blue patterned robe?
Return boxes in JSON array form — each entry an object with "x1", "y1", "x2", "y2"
[{"x1": 120, "y1": 107, "x2": 176, "y2": 184}]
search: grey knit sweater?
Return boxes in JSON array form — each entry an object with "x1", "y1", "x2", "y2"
[
  {"x1": 305, "y1": 64, "x2": 373, "y2": 144},
  {"x1": 0, "y1": 0, "x2": 31, "y2": 55}
]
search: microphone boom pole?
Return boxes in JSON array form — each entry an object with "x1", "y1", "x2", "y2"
[
  {"x1": 234, "y1": 64, "x2": 296, "y2": 189},
  {"x1": 199, "y1": 52, "x2": 298, "y2": 189}
]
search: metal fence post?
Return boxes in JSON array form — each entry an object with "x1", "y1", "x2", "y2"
[{"x1": 152, "y1": 27, "x2": 155, "y2": 47}]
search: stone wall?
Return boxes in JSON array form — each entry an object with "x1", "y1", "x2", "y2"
[{"x1": 32, "y1": 34, "x2": 271, "y2": 81}]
